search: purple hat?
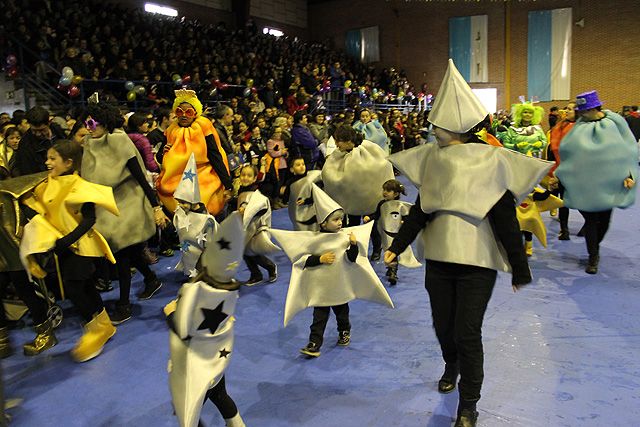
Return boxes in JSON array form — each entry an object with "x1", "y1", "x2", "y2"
[{"x1": 575, "y1": 90, "x2": 603, "y2": 111}]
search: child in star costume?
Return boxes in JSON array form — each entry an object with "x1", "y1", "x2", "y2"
[
  {"x1": 280, "y1": 157, "x2": 323, "y2": 231},
  {"x1": 363, "y1": 179, "x2": 421, "y2": 286},
  {"x1": 165, "y1": 211, "x2": 247, "y2": 427},
  {"x1": 173, "y1": 153, "x2": 214, "y2": 278},
  {"x1": 517, "y1": 188, "x2": 563, "y2": 256},
  {"x1": 20, "y1": 139, "x2": 119, "y2": 362},
  {"x1": 271, "y1": 184, "x2": 394, "y2": 358}
]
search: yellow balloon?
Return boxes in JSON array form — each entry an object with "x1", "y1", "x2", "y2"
[
  {"x1": 246, "y1": 78, "x2": 254, "y2": 87},
  {"x1": 344, "y1": 80, "x2": 352, "y2": 88},
  {"x1": 72, "y1": 75, "x2": 83, "y2": 85},
  {"x1": 127, "y1": 90, "x2": 137, "y2": 102}
]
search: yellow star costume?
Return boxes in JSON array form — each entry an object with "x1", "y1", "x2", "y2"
[
  {"x1": 157, "y1": 90, "x2": 229, "y2": 215},
  {"x1": 516, "y1": 189, "x2": 563, "y2": 247},
  {"x1": 19, "y1": 174, "x2": 119, "y2": 269}
]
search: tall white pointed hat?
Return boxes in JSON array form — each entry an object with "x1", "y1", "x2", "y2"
[
  {"x1": 174, "y1": 153, "x2": 201, "y2": 204},
  {"x1": 199, "y1": 211, "x2": 245, "y2": 283},
  {"x1": 428, "y1": 59, "x2": 488, "y2": 133},
  {"x1": 311, "y1": 183, "x2": 343, "y2": 224}
]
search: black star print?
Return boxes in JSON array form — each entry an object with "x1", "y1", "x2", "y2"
[
  {"x1": 197, "y1": 302, "x2": 228, "y2": 334},
  {"x1": 216, "y1": 238, "x2": 231, "y2": 250},
  {"x1": 219, "y1": 348, "x2": 231, "y2": 358}
]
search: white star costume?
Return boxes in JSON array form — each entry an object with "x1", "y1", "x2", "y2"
[
  {"x1": 168, "y1": 212, "x2": 246, "y2": 427},
  {"x1": 173, "y1": 153, "x2": 215, "y2": 276},
  {"x1": 322, "y1": 140, "x2": 394, "y2": 215},
  {"x1": 377, "y1": 200, "x2": 421, "y2": 268},
  {"x1": 238, "y1": 190, "x2": 280, "y2": 255},
  {"x1": 287, "y1": 170, "x2": 322, "y2": 231},
  {"x1": 271, "y1": 221, "x2": 394, "y2": 326}
]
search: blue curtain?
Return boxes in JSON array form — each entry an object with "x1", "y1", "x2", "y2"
[{"x1": 345, "y1": 30, "x2": 362, "y2": 60}]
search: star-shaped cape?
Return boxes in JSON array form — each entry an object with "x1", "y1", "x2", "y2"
[
  {"x1": 169, "y1": 281, "x2": 238, "y2": 427},
  {"x1": 271, "y1": 222, "x2": 394, "y2": 326},
  {"x1": 287, "y1": 170, "x2": 322, "y2": 231},
  {"x1": 377, "y1": 200, "x2": 421, "y2": 268},
  {"x1": 239, "y1": 190, "x2": 280, "y2": 255}
]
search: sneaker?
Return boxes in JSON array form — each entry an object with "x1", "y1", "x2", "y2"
[
  {"x1": 370, "y1": 251, "x2": 381, "y2": 262},
  {"x1": 138, "y1": 279, "x2": 162, "y2": 300},
  {"x1": 337, "y1": 330, "x2": 351, "y2": 346},
  {"x1": 585, "y1": 255, "x2": 599, "y2": 274},
  {"x1": 454, "y1": 408, "x2": 479, "y2": 427},
  {"x1": 299, "y1": 342, "x2": 321, "y2": 357},
  {"x1": 110, "y1": 303, "x2": 132, "y2": 325},
  {"x1": 267, "y1": 265, "x2": 278, "y2": 283},
  {"x1": 95, "y1": 278, "x2": 114, "y2": 293},
  {"x1": 388, "y1": 269, "x2": 398, "y2": 286},
  {"x1": 558, "y1": 229, "x2": 570, "y2": 241},
  {"x1": 244, "y1": 276, "x2": 264, "y2": 286}
]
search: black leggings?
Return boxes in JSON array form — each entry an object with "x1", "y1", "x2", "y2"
[
  {"x1": 0, "y1": 270, "x2": 49, "y2": 327},
  {"x1": 579, "y1": 210, "x2": 612, "y2": 257},
  {"x1": 114, "y1": 243, "x2": 157, "y2": 305},
  {"x1": 204, "y1": 376, "x2": 238, "y2": 420},
  {"x1": 65, "y1": 278, "x2": 104, "y2": 322}
]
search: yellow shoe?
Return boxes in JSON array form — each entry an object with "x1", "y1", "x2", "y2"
[
  {"x1": 525, "y1": 241, "x2": 533, "y2": 257},
  {"x1": 71, "y1": 308, "x2": 116, "y2": 363},
  {"x1": 550, "y1": 209, "x2": 557, "y2": 217}
]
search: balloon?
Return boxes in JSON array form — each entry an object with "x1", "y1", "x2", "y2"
[
  {"x1": 251, "y1": 86, "x2": 257, "y2": 94},
  {"x1": 134, "y1": 85, "x2": 146, "y2": 96},
  {"x1": 72, "y1": 75, "x2": 83, "y2": 85},
  {"x1": 213, "y1": 79, "x2": 221, "y2": 88},
  {"x1": 62, "y1": 66, "x2": 74, "y2": 78},
  {"x1": 127, "y1": 90, "x2": 137, "y2": 101},
  {"x1": 246, "y1": 78, "x2": 254, "y2": 87},
  {"x1": 172, "y1": 73, "x2": 181, "y2": 82},
  {"x1": 59, "y1": 75, "x2": 72, "y2": 86},
  {"x1": 219, "y1": 83, "x2": 228, "y2": 90},
  {"x1": 398, "y1": 91, "x2": 405, "y2": 98},
  {"x1": 67, "y1": 85, "x2": 80, "y2": 97},
  {"x1": 344, "y1": 80, "x2": 352, "y2": 88},
  {"x1": 208, "y1": 87, "x2": 218, "y2": 97},
  {"x1": 124, "y1": 81, "x2": 135, "y2": 91},
  {"x1": 56, "y1": 83, "x2": 66, "y2": 91},
  {"x1": 6, "y1": 54, "x2": 17, "y2": 66},
  {"x1": 242, "y1": 87, "x2": 251, "y2": 98},
  {"x1": 372, "y1": 88, "x2": 378, "y2": 94},
  {"x1": 344, "y1": 88, "x2": 352, "y2": 95},
  {"x1": 174, "y1": 78, "x2": 183, "y2": 86},
  {"x1": 182, "y1": 74, "x2": 191, "y2": 84},
  {"x1": 7, "y1": 68, "x2": 18, "y2": 78}
]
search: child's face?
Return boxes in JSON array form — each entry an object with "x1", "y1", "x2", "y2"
[
  {"x1": 239, "y1": 167, "x2": 257, "y2": 186},
  {"x1": 177, "y1": 200, "x2": 203, "y2": 212},
  {"x1": 45, "y1": 148, "x2": 73, "y2": 177},
  {"x1": 322, "y1": 211, "x2": 343, "y2": 232},
  {"x1": 290, "y1": 159, "x2": 306, "y2": 176},
  {"x1": 238, "y1": 122, "x2": 248, "y2": 133},
  {"x1": 251, "y1": 127, "x2": 260, "y2": 138},
  {"x1": 5, "y1": 132, "x2": 20, "y2": 150},
  {"x1": 382, "y1": 189, "x2": 399, "y2": 201}
]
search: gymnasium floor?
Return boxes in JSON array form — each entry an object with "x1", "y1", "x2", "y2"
[{"x1": 3, "y1": 177, "x2": 639, "y2": 426}]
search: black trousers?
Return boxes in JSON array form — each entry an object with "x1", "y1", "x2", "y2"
[
  {"x1": 59, "y1": 253, "x2": 104, "y2": 322},
  {"x1": 243, "y1": 255, "x2": 275, "y2": 279},
  {"x1": 557, "y1": 181, "x2": 570, "y2": 231},
  {"x1": 371, "y1": 225, "x2": 382, "y2": 255},
  {"x1": 579, "y1": 210, "x2": 613, "y2": 257},
  {"x1": 425, "y1": 260, "x2": 497, "y2": 403},
  {"x1": 309, "y1": 303, "x2": 350, "y2": 348},
  {"x1": 114, "y1": 243, "x2": 158, "y2": 305},
  {"x1": 0, "y1": 270, "x2": 49, "y2": 327},
  {"x1": 203, "y1": 376, "x2": 238, "y2": 421}
]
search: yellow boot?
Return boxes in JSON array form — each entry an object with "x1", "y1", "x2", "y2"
[
  {"x1": 71, "y1": 308, "x2": 116, "y2": 363},
  {"x1": 524, "y1": 241, "x2": 533, "y2": 257},
  {"x1": 23, "y1": 319, "x2": 58, "y2": 356}
]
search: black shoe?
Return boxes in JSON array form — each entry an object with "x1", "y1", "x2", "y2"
[
  {"x1": 388, "y1": 269, "x2": 398, "y2": 286},
  {"x1": 299, "y1": 342, "x2": 321, "y2": 357},
  {"x1": 337, "y1": 330, "x2": 351, "y2": 346},
  {"x1": 585, "y1": 255, "x2": 599, "y2": 274},
  {"x1": 577, "y1": 224, "x2": 586, "y2": 237},
  {"x1": 438, "y1": 363, "x2": 458, "y2": 394},
  {"x1": 370, "y1": 251, "x2": 381, "y2": 262},
  {"x1": 110, "y1": 303, "x2": 132, "y2": 325},
  {"x1": 138, "y1": 278, "x2": 162, "y2": 300},
  {"x1": 558, "y1": 229, "x2": 570, "y2": 240},
  {"x1": 454, "y1": 408, "x2": 479, "y2": 427},
  {"x1": 95, "y1": 278, "x2": 113, "y2": 293},
  {"x1": 244, "y1": 276, "x2": 264, "y2": 286},
  {"x1": 267, "y1": 265, "x2": 278, "y2": 283}
]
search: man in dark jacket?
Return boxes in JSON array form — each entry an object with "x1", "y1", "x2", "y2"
[
  {"x1": 15, "y1": 106, "x2": 66, "y2": 175},
  {"x1": 213, "y1": 104, "x2": 234, "y2": 155}
]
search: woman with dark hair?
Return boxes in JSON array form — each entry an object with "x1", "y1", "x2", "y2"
[
  {"x1": 127, "y1": 112, "x2": 159, "y2": 173},
  {"x1": 81, "y1": 98, "x2": 169, "y2": 324}
]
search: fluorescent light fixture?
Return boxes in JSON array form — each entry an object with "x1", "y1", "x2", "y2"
[
  {"x1": 263, "y1": 27, "x2": 283, "y2": 37},
  {"x1": 471, "y1": 88, "x2": 497, "y2": 114},
  {"x1": 145, "y1": 3, "x2": 178, "y2": 17}
]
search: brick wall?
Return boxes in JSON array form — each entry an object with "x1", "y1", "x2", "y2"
[{"x1": 308, "y1": 0, "x2": 640, "y2": 119}]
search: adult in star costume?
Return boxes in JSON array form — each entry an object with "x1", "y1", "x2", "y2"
[
  {"x1": 384, "y1": 59, "x2": 551, "y2": 427},
  {"x1": 270, "y1": 183, "x2": 393, "y2": 357},
  {"x1": 157, "y1": 89, "x2": 233, "y2": 215},
  {"x1": 20, "y1": 139, "x2": 119, "y2": 362},
  {"x1": 555, "y1": 90, "x2": 637, "y2": 273},
  {"x1": 165, "y1": 211, "x2": 246, "y2": 427},
  {"x1": 173, "y1": 153, "x2": 215, "y2": 278}
]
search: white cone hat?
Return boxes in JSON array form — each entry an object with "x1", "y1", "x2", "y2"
[
  {"x1": 174, "y1": 153, "x2": 201, "y2": 204},
  {"x1": 428, "y1": 59, "x2": 488, "y2": 133},
  {"x1": 311, "y1": 183, "x2": 343, "y2": 224}
]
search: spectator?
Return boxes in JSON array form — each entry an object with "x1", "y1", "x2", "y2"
[{"x1": 15, "y1": 106, "x2": 66, "y2": 175}]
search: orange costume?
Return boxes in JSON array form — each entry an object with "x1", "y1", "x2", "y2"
[
  {"x1": 157, "y1": 90, "x2": 230, "y2": 215},
  {"x1": 548, "y1": 120, "x2": 575, "y2": 176}
]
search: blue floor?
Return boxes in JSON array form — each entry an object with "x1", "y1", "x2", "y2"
[{"x1": 4, "y1": 177, "x2": 640, "y2": 427}]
